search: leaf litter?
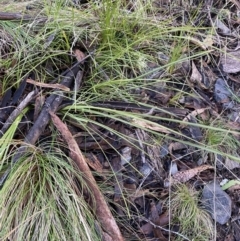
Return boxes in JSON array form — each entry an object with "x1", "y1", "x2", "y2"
[{"x1": 1, "y1": 1, "x2": 240, "y2": 241}]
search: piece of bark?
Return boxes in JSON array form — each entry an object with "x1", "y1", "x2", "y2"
[
  {"x1": 49, "y1": 111, "x2": 125, "y2": 241},
  {"x1": 0, "y1": 90, "x2": 38, "y2": 137},
  {"x1": 150, "y1": 202, "x2": 168, "y2": 241},
  {"x1": 0, "y1": 80, "x2": 27, "y2": 128},
  {"x1": 12, "y1": 79, "x2": 27, "y2": 105}
]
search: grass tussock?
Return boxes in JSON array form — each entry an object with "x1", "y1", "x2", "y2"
[
  {"x1": 0, "y1": 148, "x2": 100, "y2": 241},
  {"x1": 168, "y1": 184, "x2": 213, "y2": 241}
]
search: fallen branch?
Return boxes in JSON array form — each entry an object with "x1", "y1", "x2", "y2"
[
  {"x1": 0, "y1": 12, "x2": 47, "y2": 22},
  {"x1": 24, "y1": 66, "x2": 80, "y2": 145},
  {"x1": 49, "y1": 111, "x2": 125, "y2": 241},
  {"x1": 0, "y1": 65, "x2": 80, "y2": 187}
]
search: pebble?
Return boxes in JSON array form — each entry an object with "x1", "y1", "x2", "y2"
[
  {"x1": 214, "y1": 78, "x2": 234, "y2": 109},
  {"x1": 201, "y1": 181, "x2": 232, "y2": 225},
  {"x1": 120, "y1": 146, "x2": 132, "y2": 166}
]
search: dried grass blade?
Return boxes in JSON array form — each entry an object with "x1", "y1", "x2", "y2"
[{"x1": 26, "y1": 79, "x2": 70, "y2": 91}]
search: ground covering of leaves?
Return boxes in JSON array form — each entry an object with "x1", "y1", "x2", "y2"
[{"x1": 1, "y1": 0, "x2": 240, "y2": 240}]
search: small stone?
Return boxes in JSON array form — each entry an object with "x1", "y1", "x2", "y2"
[
  {"x1": 140, "y1": 163, "x2": 153, "y2": 177},
  {"x1": 160, "y1": 144, "x2": 169, "y2": 158},
  {"x1": 120, "y1": 146, "x2": 132, "y2": 166},
  {"x1": 169, "y1": 162, "x2": 178, "y2": 175},
  {"x1": 201, "y1": 181, "x2": 232, "y2": 225},
  {"x1": 214, "y1": 78, "x2": 234, "y2": 109},
  {"x1": 220, "y1": 179, "x2": 229, "y2": 187}
]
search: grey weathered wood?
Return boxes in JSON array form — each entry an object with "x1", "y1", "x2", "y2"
[{"x1": 0, "y1": 65, "x2": 80, "y2": 187}]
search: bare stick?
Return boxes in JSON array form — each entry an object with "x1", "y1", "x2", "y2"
[
  {"x1": 49, "y1": 111, "x2": 125, "y2": 241},
  {"x1": 0, "y1": 12, "x2": 47, "y2": 21}
]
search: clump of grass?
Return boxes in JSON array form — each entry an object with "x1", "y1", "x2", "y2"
[
  {"x1": 168, "y1": 184, "x2": 213, "y2": 241},
  {"x1": 205, "y1": 123, "x2": 239, "y2": 152},
  {"x1": 0, "y1": 147, "x2": 100, "y2": 241}
]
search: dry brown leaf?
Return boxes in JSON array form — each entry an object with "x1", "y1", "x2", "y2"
[
  {"x1": 200, "y1": 60, "x2": 216, "y2": 89},
  {"x1": 85, "y1": 154, "x2": 103, "y2": 173},
  {"x1": 158, "y1": 212, "x2": 170, "y2": 227},
  {"x1": 132, "y1": 119, "x2": 171, "y2": 134},
  {"x1": 168, "y1": 142, "x2": 187, "y2": 155},
  {"x1": 202, "y1": 35, "x2": 214, "y2": 49},
  {"x1": 140, "y1": 222, "x2": 153, "y2": 235},
  {"x1": 140, "y1": 211, "x2": 171, "y2": 236},
  {"x1": 187, "y1": 36, "x2": 211, "y2": 50},
  {"x1": 73, "y1": 49, "x2": 86, "y2": 62},
  {"x1": 170, "y1": 165, "x2": 214, "y2": 185},
  {"x1": 150, "y1": 202, "x2": 168, "y2": 241},
  {"x1": 180, "y1": 108, "x2": 210, "y2": 128},
  {"x1": 26, "y1": 79, "x2": 70, "y2": 91},
  {"x1": 190, "y1": 61, "x2": 202, "y2": 84}
]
